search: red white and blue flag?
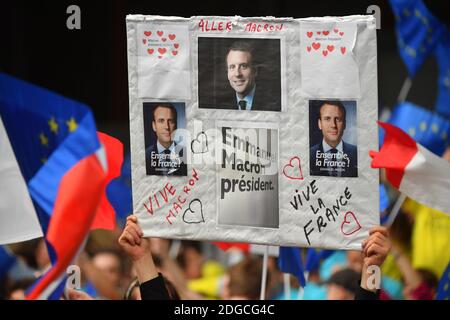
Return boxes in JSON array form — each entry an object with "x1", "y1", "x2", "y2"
[
  {"x1": 0, "y1": 73, "x2": 122, "y2": 299},
  {"x1": 370, "y1": 122, "x2": 450, "y2": 215}
]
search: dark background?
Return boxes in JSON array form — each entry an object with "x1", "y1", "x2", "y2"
[
  {"x1": 0, "y1": 0, "x2": 449, "y2": 152},
  {"x1": 198, "y1": 37, "x2": 281, "y2": 110}
]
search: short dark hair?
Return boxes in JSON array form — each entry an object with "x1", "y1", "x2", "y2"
[
  {"x1": 318, "y1": 100, "x2": 347, "y2": 123},
  {"x1": 152, "y1": 103, "x2": 177, "y2": 126},
  {"x1": 225, "y1": 41, "x2": 255, "y2": 66}
]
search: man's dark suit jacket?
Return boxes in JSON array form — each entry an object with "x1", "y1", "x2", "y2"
[
  {"x1": 203, "y1": 85, "x2": 281, "y2": 111},
  {"x1": 310, "y1": 141, "x2": 358, "y2": 177},
  {"x1": 145, "y1": 143, "x2": 187, "y2": 176}
]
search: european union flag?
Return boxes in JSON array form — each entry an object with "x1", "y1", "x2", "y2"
[
  {"x1": 389, "y1": 0, "x2": 446, "y2": 77},
  {"x1": 435, "y1": 29, "x2": 450, "y2": 119},
  {"x1": 0, "y1": 73, "x2": 96, "y2": 233},
  {"x1": 436, "y1": 262, "x2": 450, "y2": 300},
  {"x1": 278, "y1": 247, "x2": 306, "y2": 287},
  {"x1": 381, "y1": 102, "x2": 450, "y2": 156}
]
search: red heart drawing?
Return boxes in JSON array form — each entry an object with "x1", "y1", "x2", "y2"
[
  {"x1": 312, "y1": 42, "x2": 321, "y2": 50},
  {"x1": 174, "y1": 43, "x2": 180, "y2": 49},
  {"x1": 340, "y1": 46, "x2": 346, "y2": 54},
  {"x1": 323, "y1": 31, "x2": 329, "y2": 36},
  {"x1": 322, "y1": 50, "x2": 328, "y2": 57},
  {"x1": 307, "y1": 46, "x2": 311, "y2": 52},
  {"x1": 158, "y1": 48, "x2": 167, "y2": 55},
  {"x1": 168, "y1": 34, "x2": 176, "y2": 40},
  {"x1": 144, "y1": 31, "x2": 152, "y2": 37},
  {"x1": 282, "y1": 156, "x2": 304, "y2": 180},
  {"x1": 334, "y1": 28, "x2": 339, "y2": 33},
  {"x1": 327, "y1": 45, "x2": 334, "y2": 52},
  {"x1": 147, "y1": 48, "x2": 154, "y2": 55},
  {"x1": 172, "y1": 50, "x2": 178, "y2": 56},
  {"x1": 161, "y1": 38, "x2": 167, "y2": 42},
  {"x1": 339, "y1": 31, "x2": 344, "y2": 36},
  {"x1": 340, "y1": 211, "x2": 361, "y2": 236},
  {"x1": 142, "y1": 39, "x2": 147, "y2": 44},
  {"x1": 317, "y1": 31, "x2": 321, "y2": 35},
  {"x1": 307, "y1": 31, "x2": 313, "y2": 38},
  {"x1": 157, "y1": 31, "x2": 163, "y2": 37}
]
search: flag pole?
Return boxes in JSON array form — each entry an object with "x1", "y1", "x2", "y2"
[
  {"x1": 397, "y1": 77, "x2": 412, "y2": 103},
  {"x1": 260, "y1": 245, "x2": 269, "y2": 300},
  {"x1": 385, "y1": 77, "x2": 412, "y2": 227},
  {"x1": 283, "y1": 273, "x2": 291, "y2": 300}
]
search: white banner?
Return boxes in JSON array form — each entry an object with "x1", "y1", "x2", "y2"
[{"x1": 126, "y1": 15, "x2": 379, "y2": 250}]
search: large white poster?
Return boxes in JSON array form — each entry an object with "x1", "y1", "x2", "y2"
[{"x1": 127, "y1": 15, "x2": 379, "y2": 250}]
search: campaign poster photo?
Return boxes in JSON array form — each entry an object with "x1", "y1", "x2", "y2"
[
  {"x1": 309, "y1": 99, "x2": 358, "y2": 177},
  {"x1": 143, "y1": 102, "x2": 187, "y2": 176},
  {"x1": 198, "y1": 37, "x2": 282, "y2": 112}
]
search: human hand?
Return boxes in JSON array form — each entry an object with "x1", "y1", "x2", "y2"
[
  {"x1": 66, "y1": 289, "x2": 94, "y2": 300},
  {"x1": 118, "y1": 215, "x2": 151, "y2": 262},
  {"x1": 361, "y1": 226, "x2": 391, "y2": 267}
]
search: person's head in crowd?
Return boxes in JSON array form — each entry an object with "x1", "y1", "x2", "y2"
[
  {"x1": 403, "y1": 268, "x2": 439, "y2": 300},
  {"x1": 91, "y1": 249, "x2": 124, "y2": 289},
  {"x1": 317, "y1": 100, "x2": 347, "y2": 149},
  {"x1": 388, "y1": 210, "x2": 413, "y2": 252},
  {"x1": 177, "y1": 241, "x2": 204, "y2": 280},
  {"x1": 6, "y1": 278, "x2": 35, "y2": 300},
  {"x1": 326, "y1": 268, "x2": 360, "y2": 300},
  {"x1": 152, "y1": 104, "x2": 177, "y2": 149},
  {"x1": 222, "y1": 256, "x2": 266, "y2": 300},
  {"x1": 226, "y1": 41, "x2": 257, "y2": 100}
]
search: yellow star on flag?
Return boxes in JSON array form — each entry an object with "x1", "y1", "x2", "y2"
[
  {"x1": 48, "y1": 117, "x2": 59, "y2": 134},
  {"x1": 41, "y1": 157, "x2": 47, "y2": 164},
  {"x1": 66, "y1": 117, "x2": 78, "y2": 133},
  {"x1": 39, "y1": 133, "x2": 49, "y2": 147}
]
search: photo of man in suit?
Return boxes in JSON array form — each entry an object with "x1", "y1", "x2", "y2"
[
  {"x1": 224, "y1": 41, "x2": 279, "y2": 111},
  {"x1": 309, "y1": 100, "x2": 358, "y2": 177},
  {"x1": 144, "y1": 103, "x2": 187, "y2": 176},
  {"x1": 198, "y1": 38, "x2": 282, "y2": 112}
]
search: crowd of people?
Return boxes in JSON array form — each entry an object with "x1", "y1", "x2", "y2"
[{"x1": 1, "y1": 192, "x2": 447, "y2": 300}]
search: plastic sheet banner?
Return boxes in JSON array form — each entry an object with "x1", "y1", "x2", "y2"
[{"x1": 126, "y1": 15, "x2": 379, "y2": 249}]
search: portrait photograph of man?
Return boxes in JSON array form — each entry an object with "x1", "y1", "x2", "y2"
[
  {"x1": 198, "y1": 37, "x2": 282, "y2": 112},
  {"x1": 143, "y1": 102, "x2": 187, "y2": 176},
  {"x1": 309, "y1": 99, "x2": 358, "y2": 178}
]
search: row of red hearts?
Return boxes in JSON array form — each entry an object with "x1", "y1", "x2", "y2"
[
  {"x1": 147, "y1": 48, "x2": 178, "y2": 56},
  {"x1": 143, "y1": 31, "x2": 176, "y2": 40},
  {"x1": 307, "y1": 29, "x2": 344, "y2": 37},
  {"x1": 307, "y1": 43, "x2": 347, "y2": 55}
]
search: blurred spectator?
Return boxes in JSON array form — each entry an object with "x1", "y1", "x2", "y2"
[
  {"x1": 221, "y1": 255, "x2": 267, "y2": 300},
  {"x1": 326, "y1": 268, "x2": 359, "y2": 300},
  {"x1": 391, "y1": 243, "x2": 438, "y2": 300}
]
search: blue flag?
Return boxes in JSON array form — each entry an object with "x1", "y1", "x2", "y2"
[
  {"x1": 389, "y1": 0, "x2": 445, "y2": 77},
  {"x1": 106, "y1": 153, "x2": 133, "y2": 225},
  {"x1": 0, "y1": 73, "x2": 107, "y2": 300},
  {"x1": 381, "y1": 102, "x2": 450, "y2": 156},
  {"x1": 278, "y1": 247, "x2": 306, "y2": 287},
  {"x1": 435, "y1": 29, "x2": 450, "y2": 119},
  {"x1": 436, "y1": 262, "x2": 450, "y2": 300}
]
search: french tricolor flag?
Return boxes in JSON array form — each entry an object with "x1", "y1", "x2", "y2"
[
  {"x1": 370, "y1": 122, "x2": 450, "y2": 215},
  {"x1": 0, "y1": 73, "x2": 122, "y2": 299}
]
